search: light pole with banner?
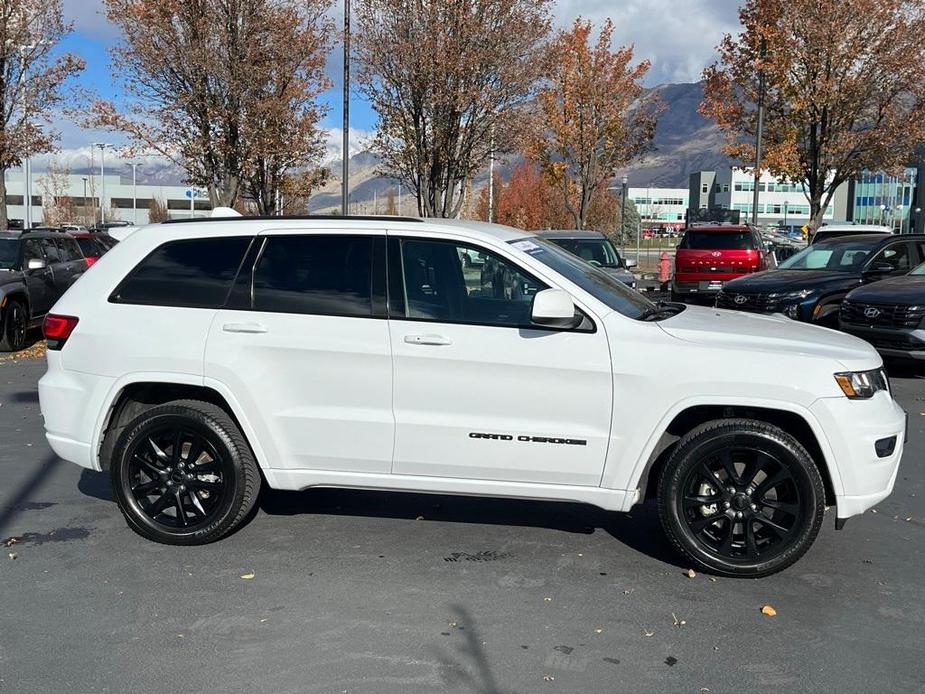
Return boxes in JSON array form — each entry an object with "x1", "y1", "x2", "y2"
[
  {"x1": 620, "y1": 175, "x2": 628, "y2": 246},
  {"x1": 94, "y1": 143, "x2": 108, "y2": 224},
  {"x1": 129, "y1": 163, "x2": 139, "y2": 225}
]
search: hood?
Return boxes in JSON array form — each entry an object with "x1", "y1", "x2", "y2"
[
  {"x1": 602, "y1": 267, "x2": 636, "y2": 283},
  {"x1": 0, "y1": 269, "x2": 23, "y2": 285},
  {"x1": 846, "y1": 274, "x2": 925, "y2": 305},
  {"x1": 723, "y1": 269, "x2": 860, "y2": 294},
  {"x1": 658, "y1": 304, "x2": 880, "y2": 371}
]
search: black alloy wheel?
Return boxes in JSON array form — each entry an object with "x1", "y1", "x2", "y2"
[
  {"x1": 111, "y1": 400, "x2": 261, "y2": 544},
  {"x1": 125, "y1": 425, "x2": 229, "y2": 530},
  {"x1": 0, "y1": 301, "x2": 27, "y2": 352},
  {"x1": 658, "y1": 419, "x2": 825, "y2": 577}
]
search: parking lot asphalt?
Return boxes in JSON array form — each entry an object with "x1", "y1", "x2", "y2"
[{"x1": 1, "y1": 357, "x2": 923, "y2": 694}]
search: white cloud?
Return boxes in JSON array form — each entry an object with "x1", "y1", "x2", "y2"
[
  {"x1": 323, "y1": 126, "x2": 375, "y2": 163},
  {"x1": 552, "y1": 0, "x2": 741, "y2": 84},
  {"x1": 62, "y1": 0, "x2": 118, "y2": 40}
]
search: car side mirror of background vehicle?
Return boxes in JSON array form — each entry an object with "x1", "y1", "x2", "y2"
[
  {"x1": 624, "y1": 257, "x2": 638, "y2": 269},
  {"x1": 531, "y1": 288, "x2": 581, "y2": 329},
  {"x1": 863, "y1": 261, "x2": 895, "y2": 277},
  {"x1": 27, "y1": 258, "x2": 46, "y2": 271}
]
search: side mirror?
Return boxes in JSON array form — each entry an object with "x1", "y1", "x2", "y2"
[
  {"x1": 27, "y1": 258, "x2": 46, "y2": 271},
  {"x1": 624, "y1": 257, "x2": 638, "y2": 269},
  {"x1": 864, "y1": 261, "x2": 895, "y2": 276},
  {"x1": 531, "y1": 288, "x2": 581, "y2": 329}
]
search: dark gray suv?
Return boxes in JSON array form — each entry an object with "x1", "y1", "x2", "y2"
[
  {"x1": 535, "y1": 230, "x2": 637, "y2": 288},
  {"x1": 0, "y1": 231, "x2": 87, "y2": 351}
]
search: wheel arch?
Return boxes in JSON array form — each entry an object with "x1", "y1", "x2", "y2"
[
  {"x1": 633, "y1": 402, "x2": 841, "y2": 508},
  {"x1": 96, "y1": 377, "x2": 267, "y2": 472}
]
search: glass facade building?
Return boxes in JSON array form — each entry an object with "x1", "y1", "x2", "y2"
[{"x1": 852, "y1": 168, "x2": 920, "y2": 233}]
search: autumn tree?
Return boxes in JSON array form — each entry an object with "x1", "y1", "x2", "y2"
[
  {"x1": 354, "y1": 0, "x2": 551, "y2": 218},
  {"x1": 384, "y1": 188, "x2": 398, "y2": 215},
  {"x1": 702, "y1": 0, "x2": 925, "y2": 232},
  {"x1": 95, "y1": 0, "x2": 333, "y2": 210},
  {"x1": 0, "y1": 0, "x2": 84, "y2": 229},
  {"x1": 526, "y1": 18, "x2": 657, "y2": 230},
  {"x1": 38, "y1": 158, "x2": 77, "y2": 227},
  {"x1": 147, "y1": 197, "x2": 169, "y2": 223}
]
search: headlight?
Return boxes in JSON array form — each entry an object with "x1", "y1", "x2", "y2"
[
  {"x1": 768, "y1": 289, "x2": 814, "y2": 300},
  {"x1": 834, "y1": 369, "x2": 890, "y2": 399}
]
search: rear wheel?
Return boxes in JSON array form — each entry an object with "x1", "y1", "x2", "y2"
[
  {"x1": 0, "y1": 300, "x2": 27, "y2": 352},
  {"x1": 111, "y1": 399, "x2": 261, "y2": 544},
  {"x1": 658, "y1": 419, "x2": 825, "y2": 577}
]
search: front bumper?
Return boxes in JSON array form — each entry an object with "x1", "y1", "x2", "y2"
[
  {"x1": 840, "y1": 324, "x2": 925, "y2": 360},
  {"x1": 810, "y1": 391, "x2": 905, "y2": 518}
]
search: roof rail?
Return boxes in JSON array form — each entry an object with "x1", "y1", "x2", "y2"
[{"x1": 161, "y1": 214, "x2": 424, "y2": 224}]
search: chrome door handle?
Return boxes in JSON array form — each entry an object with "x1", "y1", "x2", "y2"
[
  {"x1": 222, "y1": 322, "x2": 268, "y2": 334},
  {"x1": 404, "y1": 334, "x2": 452, "y2": 346}
]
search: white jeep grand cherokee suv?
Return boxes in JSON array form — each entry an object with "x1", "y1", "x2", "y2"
[{"x1": 38, "y1": 216, "x2": 906, "y2": 577}]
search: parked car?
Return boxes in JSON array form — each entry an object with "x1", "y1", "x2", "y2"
[
  {"x1": 536, "y1": 230, "x2": 637, "y2": 288},
  {"x1": 39, "y1": 216, "x2": 904, "y2": 577},
  {"x1": 69, "y1": 231, "x2": 117, "y2": 266},
  {"x1": 839, "y1": 260, "x2": 925, "y2": 360},
  {"x1": 0, "y1": 230, "x2": 87, "y2": 351},
  {"x1": 717, "y1": 234, "x2": 925, "y2": 326},
  {"x1": 811, "y1": 224, "x2": 893, "y2": 245},
  {"x1": 672, "y1": 223, "x2": 772, "y2": 302}
]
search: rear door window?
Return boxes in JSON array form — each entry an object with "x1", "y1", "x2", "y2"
[
  {"x1": 111, "y1": 236, "x2": 253, "y2": 308},
  {"x1": 251, "y1": 235, "x2": 375, "y2": 317},
  {"x1": 56, "y1": 237, "x2": 83, "y2": 262},
  {"x1": 40, "y1": 238, "x2": 63, "y2": 263}
]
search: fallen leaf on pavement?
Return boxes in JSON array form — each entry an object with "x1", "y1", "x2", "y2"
[
  {"x1": 760, "y1": 605, "x2": 777, "y2": 616},
  {"x1": 543, "y1": 675, "x2": 555, "y2": 682},
  {"x1": 8, "y1": 552, "x2": 16, "y2": 560},
  {"x1": 4, "y1": 537, "x2": 18, "y2": 547},
  {"x1": 415, "y1": 516, "x2": 424, "y2": 521},
  {"x1": 240, "y1": 572, "x2": 255, "y2": 579},
  {"x1": 642, "y1": 628, "x2": 655, "y2": 637},
  {"x1": 685, "y1": 569, "x2": 696, "y2": 579},
  {"x1": 594, "y1": 627, "x2": 603, "y2": 633}
]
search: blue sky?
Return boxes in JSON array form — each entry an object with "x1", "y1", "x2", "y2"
[{"x1": 48, "y1": 0, "x2": 741, "y2": 169}]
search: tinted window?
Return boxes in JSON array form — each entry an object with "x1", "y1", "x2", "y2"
[
  {"x1": 57, "y1": 237, "x2": 83, "y2": 262},
  {"x1": 40, "y1": 238, "x2": 62, "y2": 263},
  {"x1": 252, "y1": 235, "x2": 373, "y2": 316},
  {"x1": 113, "y1": 237, "x2": 252, "y2": 307},
  {"x1": 397, "y1": 238, "x2": 544, "y2": 327},
  {"x1": 0, "y1": 239, "x2": 19, "y2": 269},
  {"x1": 871, "y1": 243, "x2": 913, "y2": 273},
  {"x1": 75, "y1": 238, "x2": 102, "y2": 257},
  {"x1": 681, "y1": 231, "x2": 754, "y2": 250},
  {"x1": 22, "y1": 239, "x2": 43, "y2": 265}
]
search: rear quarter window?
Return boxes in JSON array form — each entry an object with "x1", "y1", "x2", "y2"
[{"x1": 111, "y1": 236, "x2": 253, "y2": 308}]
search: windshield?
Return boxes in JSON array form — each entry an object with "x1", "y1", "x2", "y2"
[
  {"x1": 546, "y1": 238, "x2": 625, "y2": 269},
  {"x1": 508, "y1": 237, "x2": 654, "y2": 319},
  {"x1": 778, "y1": 238, "x2": 880, "y2": 272},
  {"x1": 680, "y1": 231, "x2": 754, "y2": 250},
  {"x1": 0, "y1": 239, "x2": 18, "y2": 269}
]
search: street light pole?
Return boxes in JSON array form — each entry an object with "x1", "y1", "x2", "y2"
[
  {"x1": 130, "y1": 163, "x2": 139, "y2": 225},
  {"x1": 620, "y1": 175, "x2": 628, "y2": 247},
  {"x1": 751, "y1": 38, "x2": 767, "y2": 226},
  {"x1": 82, "y1": 177, "x2": 87, "y2": 221},
  {"x1": 341, "y1": 0, "x2": 350, "y2": 216},
  {"x1": 94, "y1": 143, "x2": 108, "y2": 224}
]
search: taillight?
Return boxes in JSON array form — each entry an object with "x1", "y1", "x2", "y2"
[
  {"x1": 85, "y1": 256, "x2": 98, "y2": 267},
  {"x1": 43, "y1": 314, "x2": 79, "y2": 350}
]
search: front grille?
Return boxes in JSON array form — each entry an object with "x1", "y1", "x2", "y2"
[
  {"x1": 716, "y1": 291, "x2": 781, "y2": 313},
  {"x1": 846, "y1": 331, "x2": 925, "y2": 352},
  {"x1": 840, "y1": 301, "x2": 925, "y2": 330}
]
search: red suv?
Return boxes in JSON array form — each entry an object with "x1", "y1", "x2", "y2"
[
  {"x1": 672, "y1": 224, "x2": 771, "y2": 302},
  {"x1": 68, "y1": 232, "x2": 117, "y2": 267}
]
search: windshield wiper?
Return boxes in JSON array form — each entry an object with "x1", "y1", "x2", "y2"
[{"x1": 638, "y1": 301, "x2": 686, "y2": 322}]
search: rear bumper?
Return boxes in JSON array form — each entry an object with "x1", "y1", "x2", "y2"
[
  {"x1": 809, "y1": 393, "x2": 905, "y2": 518},
  {"x1": 38, "y1": 351, "x2": 115, "y2": 470}
]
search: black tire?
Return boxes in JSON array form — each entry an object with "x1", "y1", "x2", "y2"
[
  {"x1": 657, "y1": 418, "x2": 825, "y2": 578},
  {"x1": 111, "y1": 399, "x2": 261, "y2": 545},
  {"x1": 0, "y1": 300, "x2": 28, "y2": 352}
]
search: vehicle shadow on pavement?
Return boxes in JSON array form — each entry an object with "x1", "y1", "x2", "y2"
[
  {"x1": 77, "y1": 469, "x2": 113, "y2": 502},
  {"x1": 260, "y1": 487, "x2": 684, "y2": 568},
  {"x1": 0, "y1": 455, "x2": 60, "y2": 535},
  {"x1": 430, "y1": 605, "x2": 504, "y2": 694}
]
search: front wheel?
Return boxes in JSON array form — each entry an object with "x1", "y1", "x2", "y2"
[
  {"x1": 111, "y1": 399, "x2": 261, "y2": 545},
  {"x1": 658, "y1": 419, "x2": 825, "y2": 578}
]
